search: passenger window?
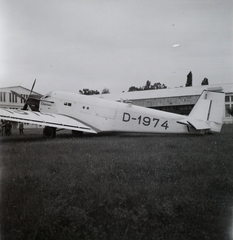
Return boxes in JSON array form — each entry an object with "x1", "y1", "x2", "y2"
[{"x1": 64, "y1": 102, "x2": 72, "y2": 106}]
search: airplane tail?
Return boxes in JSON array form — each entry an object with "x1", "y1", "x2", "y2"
[{"x1": 188, "y1": 90, "x2": 225, "y2": 132}]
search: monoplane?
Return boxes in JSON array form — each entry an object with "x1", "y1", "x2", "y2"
[{"x1": 0, "y1": 80, "x2": 225, "y2": 138}]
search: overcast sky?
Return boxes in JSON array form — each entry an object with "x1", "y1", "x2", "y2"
[{"x1": 0, "y1": 0, "x2": 232, "y2": 94}]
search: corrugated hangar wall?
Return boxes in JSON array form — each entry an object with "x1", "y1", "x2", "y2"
[{"x1": 131, "y1": 95, "x2": 200, "y2": 108}]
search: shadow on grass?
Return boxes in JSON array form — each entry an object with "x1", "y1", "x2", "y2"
[{"x1": 0, "y1": 128, "x2": 207, "y2": 144}]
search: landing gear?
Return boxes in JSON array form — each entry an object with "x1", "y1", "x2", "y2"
[{"x1": 43, "y1": 126, "x2": 56, "y2": 138}]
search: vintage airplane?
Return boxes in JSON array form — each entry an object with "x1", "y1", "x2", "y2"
[{"x1": 0, "y1": 80, "x2": 225, "y2": 138}]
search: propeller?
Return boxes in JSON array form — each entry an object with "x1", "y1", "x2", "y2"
[
  {"x1": 11, "y1": 79, "x2": 41, "y2": 111},
  {"x1": 22, "y1": 79, "x2": 36, "y2": 110}
]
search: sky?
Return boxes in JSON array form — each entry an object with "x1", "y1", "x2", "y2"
[{"x1": 0, "y1": 0, "x2": 232, "y2": 94}]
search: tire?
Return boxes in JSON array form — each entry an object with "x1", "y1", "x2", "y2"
[{"x1": 43, "y1": 126, "x2": 56, "y2": 138}]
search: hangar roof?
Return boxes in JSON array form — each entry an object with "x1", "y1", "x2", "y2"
[
  {"x1": 100, "y1": 83, "x2": 233, "y2": 101},
  {"x1": 0, "y1": 85, "x2": 41, "y2": 95}
]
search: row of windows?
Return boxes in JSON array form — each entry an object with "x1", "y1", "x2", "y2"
[
  {"x1": 225, "y1": 96, "x2": 233, "y2": 102},
  {"x1": 9, "y1": 93, "x2": 18, "y2": 103},
  {"x1": 64, "y1": 102, "x2": 72, "y2": 106},
  {"x1": 0, "y1": 92, "x2": 28, "y2": 103},
  {"x1": 0, "y1": 92, "x2": 6, "y2": 102}
]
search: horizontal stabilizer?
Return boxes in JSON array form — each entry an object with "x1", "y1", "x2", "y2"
[
  {"x1": 187, "y1": 119, "x2": 210, "y2": 130},
  {"x1": 177, "y1": 118, "x2": 210, "y2": 130}
]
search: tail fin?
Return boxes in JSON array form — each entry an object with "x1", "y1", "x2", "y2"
[{"x1": 189, "y1": 90, "x2": 225, "y2": 132}]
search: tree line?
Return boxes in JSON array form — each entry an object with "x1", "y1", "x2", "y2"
[
  {"x1": 128, "y1": 81, "x2": 167, "y2": 92},
  {"x1": 79, "y1": 71, "x2": 211, "y2": 95},
  {"x1": 79, "y1": 88, "x2": 110, "y2": 95}
]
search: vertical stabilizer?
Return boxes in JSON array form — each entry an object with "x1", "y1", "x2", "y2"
[{"x1": 189, "y1": 90, "x2": 225, "y2": 132}]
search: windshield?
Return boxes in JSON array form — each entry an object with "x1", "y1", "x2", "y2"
[{"x1": 42, "y1": 92, "x2": 52, "y2": 99}]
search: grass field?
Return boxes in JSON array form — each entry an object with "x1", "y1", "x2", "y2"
[{"x1": 0, "y1": 125, "x2": 233, "y2": 240}]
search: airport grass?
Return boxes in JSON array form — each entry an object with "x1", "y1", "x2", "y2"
[{"x1": 0, "y1": 125, "x2": 233, "y2": 240}]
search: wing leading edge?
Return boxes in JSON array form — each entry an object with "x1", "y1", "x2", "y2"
[{"x1": 0, "y1": 109, "x2": 97, "y2": 134}]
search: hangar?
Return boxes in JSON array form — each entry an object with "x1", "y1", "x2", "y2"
[
  {"x1": 102, "y1": 83, "x2": 233, "y2": 124},
  {"x1": 0, "y1": 85, "x2": 41, "y2": 109},
  {"x1": 0, "y1": 86, "x2": 42, "y2": 129}
]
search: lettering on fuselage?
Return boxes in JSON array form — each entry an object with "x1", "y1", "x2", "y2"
[
  {"x1": 41, "y1": 102, "x2": 52, "y2": 107},
  {"x1": 122, "y1": 112, "x2": 169, "y2": 130}
]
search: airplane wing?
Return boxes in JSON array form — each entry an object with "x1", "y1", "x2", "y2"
[
  {"x1": 0, "y1": 108, "x2": 97, "y2": 134},
  {"x1": 177, "y1": 118, "x2": 210, "y2": 130}
]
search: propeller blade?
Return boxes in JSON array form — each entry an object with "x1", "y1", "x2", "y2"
[
  {"x1": 22, "y1": 79, "x2": 37, "y2": 110},
  {"x1": 22, "y1": 102, "x2": 29, "y2": 110},
  {"x1": 28, "y1": 79, "x2": 36, "y2": 96}
]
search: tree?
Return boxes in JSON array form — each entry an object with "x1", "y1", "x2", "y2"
[
  {"x1": 185, "y1": 71, "x2": 192, "y2": 87},
  {"x1": 201, "y1": 78, "x2": 209, "y2": 85},
  {"x1": 128, "y1": 86, "x2": 143, "y2": 92},
  {"x1": 101, "y1": 88, "x2": 110, "y2": 94},
  {"x1": 79, "y1": 89, "x2": 100, "y2": 95},
  {"x1": 152, "y1": 82, "x2": 167, "y2": 89},
  {"x1": 128, "y1": 86, "x2": 137, "y2": 92},
  {"x1": 144, "y1": 80, "x2": 151, "y2": 90}
]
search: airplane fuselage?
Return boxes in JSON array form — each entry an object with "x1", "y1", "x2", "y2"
[
  {"x1": 0, "y1": 89, "x2": 224, "y2": 138},
  {"x1": 39, "y1": 91, "x2": 200, "y2": 134}
]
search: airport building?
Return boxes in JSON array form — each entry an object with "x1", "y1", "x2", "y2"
[
  {"x1": 0, "y1": 85, "x2": 42, "y2": 109},
  {"x1": 0, "y1": 86, "x2": 42, "y2": 129},
  {"x1": 102, "y1": 83, "x2": 233, "y2": 124}
]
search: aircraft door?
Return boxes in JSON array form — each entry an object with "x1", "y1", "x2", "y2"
[{"x1": 95, "y1": 107, "x2": 116, "y2": 130}]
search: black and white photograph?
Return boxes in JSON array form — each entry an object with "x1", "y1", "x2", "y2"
[{"x1": 0, "y1": 0, "x2": 233, "y2": 239}]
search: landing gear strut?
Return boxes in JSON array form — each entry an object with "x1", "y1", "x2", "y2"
[{"x1": 43, "y1": 126, "x2": 56, "y2": 138}]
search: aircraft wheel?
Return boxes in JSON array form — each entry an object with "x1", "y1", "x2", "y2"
[
  {"x1": 43, "y1": 126, "x2": 56, "y2": 138},
  {"x1": 72, "y1": 130, "x2": 83, "y2": 136}
]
